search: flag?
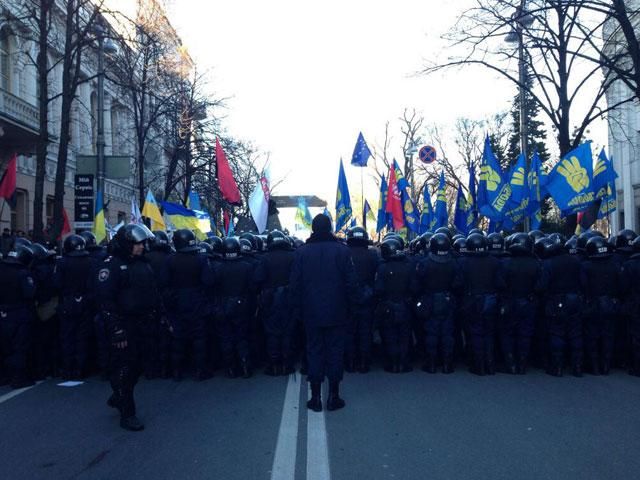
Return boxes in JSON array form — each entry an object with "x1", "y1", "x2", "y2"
[
  {"x1": 249, "y1": 170, "x2": 271, "y2": 233},
  {"x1": 294, "y1": 196, "x2": 313, "y2": 229},
  {"x1": 419, "y1": 182, "x2": 435, "y2": 234},
  {"x1": 350, "y1": 217, "x2": 357, "y2": 228},
  {"x1": 142, "y1": 190, "x2": 166, "y2": 231},
  {"x1": 595, "y1": 148, "x2": 617, "y2": 219},
  {"x1": 504, "y1": 153, "x2": 529, "y2": 227},
  {"x1": 363, "y1": 199, "x2": 375, "y2": 230},
  {"x1": 392, "y1": 160, "x2": 419, "y2": 233},
  {"x1": 376, "y1": 174, "x2": 390, "y2": 233},
  {"x1": 546, "y1": 142, "x2": 595, "y2": 216},
  {"x1": 385, "y1": 166, "x2": 404, "y2": 230},
  {"x1": 60, "y1": 207, "x2": 71, "y2": 239},
  {"x1": 465, "y1": 164, "x2": 478, "y2": 231},
  {"x1": 454, "y1": 184, "x2": 470, "y2": 235},
  {"x1": 161, "y1": 201, "x2": 209, "y2": 240},
  {"x1": 93, "y1": 190, "x2": 107, "y2": 245},
  {"x1": 130, "y1": 196, "x2": 142, "y2": 224},
  {"x1": 0, "y1": 153, "x2": 17, "y2": 208},
  {"x1": 434, "y1": 171, "x2": 448, "y2": 229},
  {"x1": 323, "y1": 207, "x2": 334, "y2": 231},
  {"x1": 216, "y1": 137, "x2": 242, "y2": 205},
  {"x1": 227, "y1": 213, "x2": 235, "y2": 236},
  {"x1": 335, "y1": 158, "x2": 352, "y2": 232},
  {"x1": 351, "y1": 132, "x2": 372, "y2": 167},
  {"x1": 527, "y1": 151, "x2": 543, "y2": 230},
  {"x1": 477, "y1": 136, "x2": 511, "y2": 221}
]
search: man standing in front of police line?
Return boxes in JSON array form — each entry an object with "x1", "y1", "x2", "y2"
[{"x1": 290, "y1": 214, "x2": 359, "y2": 412}]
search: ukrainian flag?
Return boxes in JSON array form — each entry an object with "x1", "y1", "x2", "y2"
[
  {"x1": 93, "y1": 190, "x2": 107, "y2": 244},
  {"x1": 161, "y1": 201, "x2": 210, "y2": 240}
]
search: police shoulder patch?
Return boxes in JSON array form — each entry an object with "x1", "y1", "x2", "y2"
[
  {"x1": 26, "y1": 276, "x2": 34, "y2": 286},
  {"x1": 98, "y1": 268, "x2": 110, "y2": 282}
]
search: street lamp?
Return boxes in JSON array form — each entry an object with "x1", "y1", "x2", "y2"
[
  {"x1": 94, "y1": 22, "x2": 117, "y2": 199},
  {"x1": 405, "y1": 141, "x2": 419, "y2": 199},
  {"x1": 506, "y1": 0, "x2": 533, "y2": 230}
]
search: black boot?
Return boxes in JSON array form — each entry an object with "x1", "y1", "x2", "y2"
[
  {"x1": 601, "y1": 358, "x2": 611, "y2": 376},
  {"x1": 485, "y1": 356, "x2": 496, "y2": 375},
  {"x1": 264, "y1": 363, "x2": 278, "y2": 376},
  {"x1": 120, "y1": 415, "x2": 144, "y2": 432},
  {"x1": 572, "y1": 360, "x2": 583, "y2": 378},
  {"x1": 590, "y1": 356, "x2": 601, "y2": 376},
  {"x1": 172, "y1": 368, "x2": 183, "y2": 382},
  {"x1": 442, "y1": 357, "x2": 454, "y2": 374},
  {"x1": 470, "y1": 355, "x2": 485, "y2": 376},
  {"x1": 307, "y1": 381, "x2": 322, "y2": 412},
  {"x1": 345, "y1": 358, "x2": 356, "y2": 373},
  {"x1": 326, "y1": 381, "x2": 346, "y2": 411},
  {"x1": 422, "y1": 356, "x2": 437, "y2": 374},
  {"x1": 107, "y1": 394, "x2": 119, "y2": 409},
  {"x1": 516, "y1": 357, "x2": 527, "y2": 375},
  {"x1": 357, "y1": 357, "x2": 370, "y2": 374},
  {"x1": 240, "y1": 358, "x2": 252, "y2": 379},
  {"x1": 504, "y1": 354, "x2": 517, "y2": 375},
  {"x1": 547, "y1": 357, "x2": 563, "y2": 377},
  {"x1": 299, "y1": 359, "x2": 308, "y2": 375}
]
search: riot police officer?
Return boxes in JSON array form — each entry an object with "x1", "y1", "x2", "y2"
[
  {"x1": 97, "y1": 224, "x2": 160, "y2": 431},
  {"x1": 375, "y1": 237, "x2": 415, "y2": 373},
  {"x1": 580, "y1": 236, "x2": 622, "y2": 375},
  {"x1": 0, "y1": 243, "x2": 36, "y2": 388},
  {"x1": 345, "y1": 227, "x2": 379, "y2": 373},
  {"x1": 414, "y1": 233, "x2": 461, "y2": 373},
  {"x1": 54, "y1": 234, "x2": 94, "y2": 379},
  {"x1": 622, "y1": 236, "x2": 640, "y2": 376},
  {"x1": 459, "y1": 233, "x2": 505, "y2": 375},
  {"x1": 499, "y1": 233, "x2": 541, "y2": 374},
  {"x1": 260, "y1": 230, "x2": 295, "y2": 376}
]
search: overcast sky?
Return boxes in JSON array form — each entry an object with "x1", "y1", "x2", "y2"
[{"x1": 169, "y1": 0, "x2": 605, "y2": 231}]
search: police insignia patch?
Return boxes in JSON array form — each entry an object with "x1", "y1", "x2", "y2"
[{"x1": 98, "y1": 268, "x2": 110, "y2": 282}]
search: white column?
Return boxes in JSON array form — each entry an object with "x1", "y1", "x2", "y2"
[
  {"x1": 104, "y1": 96, "x2": 113, "y2": 156},
  {"x1": 624, "y1": 100, "x2": 637, "y2": 231}
]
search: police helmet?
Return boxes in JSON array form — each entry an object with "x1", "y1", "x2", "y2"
[
  {"x1": 239, "y1": 238, "x2": 253, "y2": 254},
  {"x1": 632, "y1": 235, "x2": 640, "y2": 253},
  {"x1": 173, "y1": 229, "x2": 199, "y2": 253},
  {"x1": 384, "y1": 233, "x2": 405, "y2": 250},
  {"x1": 452, "y1": 237, "x2": 468, "y2": 254},
  {"x1": 615, "y1": 229, "x2": 637, "y2": 253},
  {"x1": 487, "y1": 232, "x2": 504, "y2": 252},
  {"x1": 468, "y1": 228, "x2": 484, "y2": 237},
  {"x1": 466, "y1": 233, "x2": 487, "y2": 254},
  {"x1": 534, "y1": 237, "x2": 560, "y2": 259},
  {"x1": 418, "y1": 232, "x2": 434, "y2": 253},
  {"x1": 577, "y1": 231, "x2": 599, "y2": 252},
  {"x1": 13, "y1": 237, "x2": 32, "y2": 249},
  {"x1": 3, "y1": 245, "x2": 34, "y2": 266},
  {"x1": 586, "y1": 236, "x2": 612, "y2": 258},
  {"x1": 564, "y1": 236, "x2": 579, "y2": 255},
  {"x1": 346, "y1": 226, "x2": 369, "y2": 246},
  {"x1": 208, "y1": 236, "x2": 223, "y2": 255},
  {"x1": 239, "y1": 232, "x2": 258, "y2": 251},
  {"x1": 434, "y1": 227, "x2": 452, "y2": 239},
  {"x1": 223, "y1": 236, "x2": 241, "y2": 258},
  {"x1": 254, "y1": 235, "x2": 265, "y2": 252},
  {"x1": 267, "y1": 230, "x2": 289, "y2": 250},
  {"x1": 199, "y1": 241, "x2": 214, "y2": 257},
  {"x1": 63, "y1": 234, "x2": 88, "y2": 257},
  {"x1": 508, "y1": 232, "x2": 532, "y2": 256},
  {"x1": 151, "y1": 230, "x2": 171, "y2": 250},
  {"x1": 115, "y1": 224, "x2": 155, "y2": 255},
  {"x1": 548, "y1": 232, "x2": 567, "y2": 246},
  {"x1": 31, "y1": 243, "x2": 56, "y2": 262},
  {"x1": 380, "y1": 238, "x2": 403, "y2": 260},
  {"x1": 429, "y1": 233, "x2": 451, "y2": 256},
  {"x1": 79, "y1": 231, "x2": 99, "y2": 250},
  {"x1": 528, "y1": 230, "x2": 545, "y2": 243}
]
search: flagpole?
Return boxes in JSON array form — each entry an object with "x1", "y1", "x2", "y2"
[
  {"x1": 360, "y1": 168, "x2": 364, "y2": 227},
  {"x1": 0, "y1": 198, "x2": 6, "y2": 229}
]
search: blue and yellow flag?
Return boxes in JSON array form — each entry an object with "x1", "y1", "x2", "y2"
[
  {"x1": 141, "y1": 189, "x2": 166, "y2": 231},
  {"x1": 363, "y1": 199, "x2": 376, "y2": 230},
  {"x1": 478, "y1": 136, "x2": 511, "y2": 221},
  {"x1": 465, "y1": 164, "x2": 478, "y2": 231},
  {"x1": 453, "y1": 184, "x2": 470, "y2": 235},
  {"x1": 546, "y1": 142, "x2": 594, "y2": 216},
  {"x1": 392, "y1": 160, "x2": 419, "y2": 233},
  {"x1": 376, "y1": 174, "x2": 391, "y2": 233},
  {"x1": 434, "y1": 171, "x2": 448, "y2": 229},
  {"x1": 186, "y1": 190, "x2": 201, "y2": 210},
  {"x1": 504, "y1": 153, "x2": 529, "y2": 228},
  {"x1": 335, "y1": 158, "x2": 352, "y2": 232},
  {"x1": 294, "y1": 196, "x2": 313, "y2": 229},
  {"x1": 161, "y1": 201, "x2": 210, "y2": 240},
  {"x1": 93, "y1": 190, "x2": 107, "y2": 244},
  {"x1": 527, "y1": 151, "x2": 543, "y2": 230},
  {"x1": 419, "y1": 182, "x2": 435, "y2": 234},
  {"x1": 594, "y1": 148, "x2": 618, "y2": 219}
]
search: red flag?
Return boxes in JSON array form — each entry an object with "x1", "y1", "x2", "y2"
[
  {"x1": 0, "y1": 153, "x2": 17, "y2": 208},
  {"x1": 216, "y1": 138, "x2": 241, "y2": 205},
  {"x1": 58, "y1": 207, "x2": 72, "y2": 240},
  {"x1": 385, "y1": 167, "x2": 404, "y2": 230}
]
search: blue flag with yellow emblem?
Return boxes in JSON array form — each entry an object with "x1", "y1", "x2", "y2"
[
  {"x1": 465, "y1": 164, "x2": 478, "y2": 231},
  {"x1": 546, "y1": 142, "x2": 594, "y2": 216},
  {"x1": 527, "y1": 151, "x2": 543, "y2": 230},
  {"x1": 434, "y1": 171, "x2": 448, "y2": 229},
  {"x1": 335, "y1": 158, "x2": 352, "y2": 232},
  {"x1": 594, "y1": 148, "x2": 617, "y2": 219},
  {"x1": 453, "y1": 183, "x2": 470, "y2": 235},
  {"x1": 376, "y1": 174, "x2": 390, "y2": 233},
  {"x1": 351, "y1": 132, "x2": 372, "y2": 167},
  {"x1": 478, "y1": 136, "x2": 511, "y2": 221},
  {"x1": 419, "y1": 182, "x2": 435, "y2": 234},
  {"x1": 504, "y1": 153, "x2": 529, "y2": 227}
]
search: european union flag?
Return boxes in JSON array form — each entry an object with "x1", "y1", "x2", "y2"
[
  {"x1": 478, "y1": 136, "x2": 511, "y2": 221},
  {"x1": 546, "y1": 142, "x2": 594, "y2": 216},
  {"x1": 376, "y1": 174, "x2": 390, "y2": 233},
  {"x1": 434, "y1": 171, "x2": 448, "y2": 229},
  {"x1": 335, "y1": 158, "x2": 352, "y2": 232},
  {"x1": 504, "y1": 153, "x2": 529, "y2": 227},
  {"x1": 351, "y1": 132, "x2": 372, "y2": 167},
  {"x1": 594, "y1": 148, "x2": 617, "y2": 219},
  {"x1": 454, "y1": 184, "x2": 470, "y2": 235},
  {"x1": 527, "y1": 151, "x2": 543, "y2": 230},
  {"x1": 419, "y1": 182, "x2": 434, "y2": 234}
]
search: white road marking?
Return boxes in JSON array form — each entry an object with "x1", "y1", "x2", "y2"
[
  {"x1": 307, "y1": 382, "x2": 331, "y2": 480},
  {"x1": 0, "y1": 380, "x2": 44, "y2": 405},
  {"x1": 270, "y1": 374, "x2": 302, "y2": 480}
]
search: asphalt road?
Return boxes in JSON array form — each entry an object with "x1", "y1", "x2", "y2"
[{"x1": 1, "y1": 366, "x2": 640, "y2": 480}]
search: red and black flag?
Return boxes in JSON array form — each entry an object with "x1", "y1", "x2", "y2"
[{"x1": 0, "y1": 153, "x2": 17, "y2": 208}]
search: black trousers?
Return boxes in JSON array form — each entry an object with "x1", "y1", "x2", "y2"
[
  {"x1": 109, "y1": 320, "x2": 141, "y2": 419},
  {"x1": 305, "y1": 324, "x2": 346, "y2": 383}
]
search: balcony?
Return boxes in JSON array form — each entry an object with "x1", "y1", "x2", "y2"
[{"x1": 0, "y1": 88, "x2": 40, "y2": 154}]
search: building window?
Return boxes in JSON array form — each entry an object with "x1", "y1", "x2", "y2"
[{"x1": 0, "y1": 28, "x2": 13, "y2": 92}]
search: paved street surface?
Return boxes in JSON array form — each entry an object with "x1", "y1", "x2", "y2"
[{"x1": 1, "y1": 367, "x2": 640, "y2": 480}]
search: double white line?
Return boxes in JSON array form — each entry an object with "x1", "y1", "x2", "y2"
[{"x1": 270, "y1": 375, "x2": 331, "y2": 480}]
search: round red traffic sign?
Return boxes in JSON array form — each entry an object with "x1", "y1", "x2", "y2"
[{"x1": 419, "y1": 145, "x2": 437, "y2": 163}]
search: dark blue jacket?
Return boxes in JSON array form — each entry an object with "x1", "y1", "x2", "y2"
[{"x1": 289, "y1": 233, "x2": 358, "y2": 327}]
